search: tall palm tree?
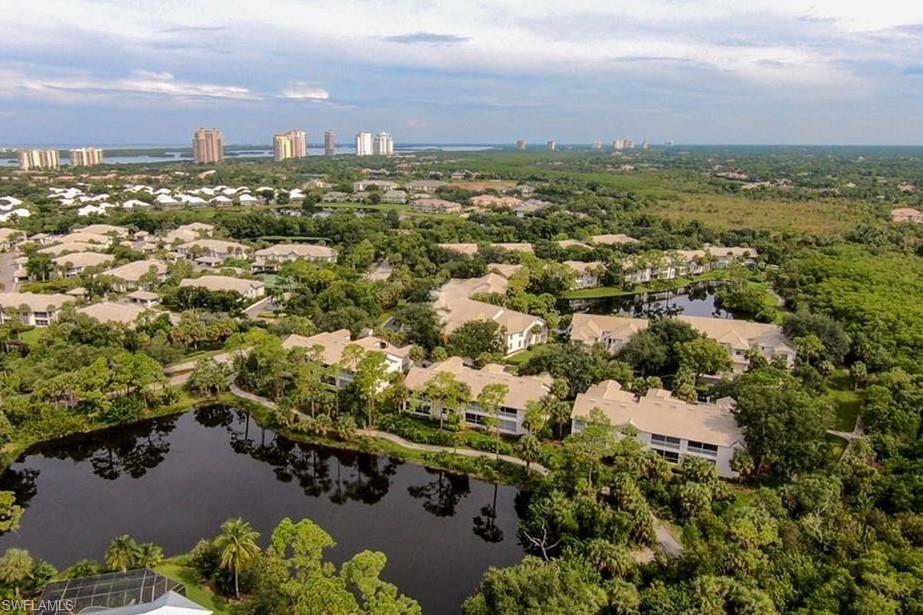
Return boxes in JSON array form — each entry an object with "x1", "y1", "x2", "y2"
[
  {"x1": 215, "y1": 518, "x2": 260, "y2": 599},
  {"x1": 0, "y1": 548, "x2": 33, "y2": 598},
  {"x1": 105, "y1": 535, "x2": 139, "y2": 572}
]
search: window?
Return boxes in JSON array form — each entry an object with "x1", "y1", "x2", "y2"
[
  {"x1": 650, "y1": 433, "x2": 681, "y2": 449},
  {"x1": 465, "y1": 413, "x2": 487, "y2": 426},
  {"x1": 687, "y1": 441, "x2": 719, "y2": 456},
  {"x1": 499, "y1": 406, "x2": 518, "y2": 417},
  {"x1": 655, "y1": 449, "x2": 680, "y2": 463}
]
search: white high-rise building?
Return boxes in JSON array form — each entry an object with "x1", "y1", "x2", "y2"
[
  {"x1": 373, "y1": 131, "x2": 394, "y2": 156},
  {"x1": 546, "y1": 140, "x2": 556, "y2": 151},
  {"x1": 355, "y1": 132, "x2": 373, "y2": 156},
  {"x1": 69, "y1": 147, "x2": 104, "y2": 167},
  {"x1": 193, "y1": 128, "x2": 224, "y2": 164},
  {"x1": 17, "y1": 149, "x2": 59, "y2": 170}
]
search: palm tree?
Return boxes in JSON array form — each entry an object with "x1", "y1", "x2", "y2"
[
  {"x1": 135, "y1": 542, "x2": 164, "y2": 568},
  {"x1": 0, "y1": 548, "x2": 33, "y2": 598},
  {"x1": 105, "y1": 535, "x2": 139, "y2": 572},
  {"x1": 215, "y1": 518, "x2": 260, "y2": 599}
]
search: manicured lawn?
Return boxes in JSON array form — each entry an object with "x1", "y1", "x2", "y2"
[
  {"x1": 19, "y1": 327, "x2": 46, "y2": 347},
  {"x1": 154, "y1": 561, "x2": 232, "y2": 614},
  {"x1": 824, "y1": 372, "x2": 862, "y2": 432},
  {"x1": 504, "y1": 349, "x2": 534, "y2": 366}
]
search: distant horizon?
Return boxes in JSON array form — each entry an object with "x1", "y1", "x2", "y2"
[{"x1": 5, "y1": 142, "x2": 923, "y2": 150}]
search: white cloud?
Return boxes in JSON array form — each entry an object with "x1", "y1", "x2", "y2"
[{"x1": 280, "y1": 82, "x2": 330, "y2": 101}]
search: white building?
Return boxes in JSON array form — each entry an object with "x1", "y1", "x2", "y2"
[
  {"x1": 373, "y1": 131, "x2": 394, "y2": 156},
  {"x1": 355, "y1": 132, "x2": 373, "y2": 156},
  {"x1": 404, "y1": 357, "x2": 553, "y2": 435},
  {"x1": 179, "y1": 275, "x2": 265, "y2": 300},
  {"x1": 572, "y1": 380, "x2": 744, "y2": 477},
  {"x1": 253, "y1": 244, "x2": 338, "y2": 271},
  {"x1": 0, "y1": 292, "x2": 73, "y2": 327},
  {"x1": 282, "y1": 329, "x2": 413, "y2": 388}
]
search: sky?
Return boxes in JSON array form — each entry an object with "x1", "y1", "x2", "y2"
[{"x1": 1, "y1": 0, "x2": 922, "y2": 146}]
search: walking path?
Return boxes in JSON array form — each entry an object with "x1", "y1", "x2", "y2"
[{"x1": 227, "y1": 383, "x2": 549, "y2": 475}]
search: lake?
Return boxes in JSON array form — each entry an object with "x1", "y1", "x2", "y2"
[
  {"x1": 0, "y1": 407, "x2": 527, "y2": 613},
  {"x1": 567, "y1": 282, "x2": 735, "y2": 318}
]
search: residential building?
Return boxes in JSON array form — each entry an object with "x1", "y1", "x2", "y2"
[
  {"x1": 592, "y1": 141, "x2": 603, "y2": 150},
  {"x1": 382, "y1": 189, "x2": 407, "y2": 204},
  {"x1": 0, "y1": 292, "x2": 73, "y2": 326},
  {"x1": 620, "y1": 245, "x2": 759, "y2": 285},
  {"x1": 487, "y1": 263, "x2": 523, "y2": 279},
  {"x1": 355, "y1": 132, "x2": 373, "y2": 156},
  {"x1": 570, "y1": 313, "x2": 650, "y2": 353},
  {"x1": 273, "y1": 129, "x2": 307, "y2": 161},
  {"x1": 103, "y1": 259, "x2": 169, "y2": 291},
  {"x1": 324, "y1": 130, "x2": 336, "y2": 156},
  {"x1": 193, "y1": 128, "x2": 223, "y2": 164},
  {"x1": 352, "y1": 179, "x2": 398, "y2": 192},
  {"x1": 175, "y1": 238, "x2": 251, "y2": 261},
  {"x1": 69, "y1": 147, "x2": 104, "y2": 166},
  {"x1": 127, "y1": 290, "x2": 161, "y2": 307},
  {"x1": 38, "y1": 241, "x2": 109, "y2": 256},
  {"x1": 590, "y1": 233, "x2": 639, "y2": 246},
  {"x1": 492, "y1": 242, "x2": 533, "y2": 254},
  {"x1": 179, "y1": 275, "x2": 265, "y2": 300},
  {"x1": 437, "y1": 242, "x2": 479, "y2": 256},
  {"x1": 470, "y1": 194, "x2": 523, "y2": 209},
  {"x1": 564, "y1": 260, "x2": 605, "y2": 289},
  {"x1": 613, "y1": 139, "x2": 633, "y2": 150},
  {"x1": 78, "y1": 301, "x2": 157, "y2": 327},
  {"x1": 411, "y1": 198, "x2": 462, "y2": 213},
  {"x1": 282, "y1": 329, "x2": 413, "y2": 387},
  {"x1": 439, "y1": 273, "x2": 510, "y2": 298},
  {"x1": 75, "y1": 223, "x2": 130, "y2": 237},
  {"x1": 547, "y1": 140, "x2": 556, "y2": 151},
  {"x1": 571, "y1": 380, "x2": 743, "y2": 477},
  {"x1": 17, "y1": 149, "x2": 59, "y2": 170},
  {"x1": 52, "y1": 251, "x2": 114, "y2": 277},
  {"x1": 515, "y1": 139, "x2": 526, "y2": 151},
  {"x1": 373, "y1": 131, "x2": 394, "y2": 156},
  {"x1": 404, "y1": 356, "x2": 553, "y2": 435},
  {"x1": 434, "y1": 293, "x2": 547, "y2": 355},
  {"x1": 253, "y1": 243, "x2": 337, "y2": 271},
  {"x1": 677, "y1": 315, "x2": 796, "y2": 372},
  {"x1": 163, "y1": 222, "x2": 214, "y2": 245},
  {"x1": 0, "y1": 227, "x2": 25, "y2": 250},
  {"x1": 405, "y1": 179, "x2": 448, "y2": 193}
]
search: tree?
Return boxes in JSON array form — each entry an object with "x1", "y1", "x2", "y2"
[
  {"x1": 850, "y1": 361, "x2": 868, "y2": 390},
  {"x1": 389, "y1": 303, "x2": 443, "y2": 351},
  {"x1": 0, "y1": 491, "x2": 23, "y2": 533},
  {"x1": 517, "y1": 434, "x2": 542, "y2": 474},
  {"x1": 424, "y1": 371, "x2": 471, "y2": 430},
  {"x1": 135, "y1": 542, "x2": 164, "y2": 568},
  {"x1": 732, "y1": 367, "x2": 831, "y2": 480},
  {"x1": 105, "y1": 535, "x2": 139, "y2": 572},
  {"x1": 216, "y1": 517, "x2": 261, "y2": 599},
  {"x1": 0, "y1": 549, "x2": 33, "y2": 598},
  {"x1": 353, "y1": 350, "x2": 389, "y2": 428},
  {"x1": 794, "y1": 334, "x2": 825, "y2": 365},
  {"x1": 677, "y1": 337, "x2": 732, "y2": 378},
  {"x1": 446, "y1": 320, "x2": 506, "y2": 359},
  {"x1": 477, "y1": 383, "x2": 509, "y2": 460},
  {"x1": 186, "y1": 358, "x2": 232, "y2": 397},
  {"x1": 618, "y1": 318, "x2": 698, "y2": 376}
]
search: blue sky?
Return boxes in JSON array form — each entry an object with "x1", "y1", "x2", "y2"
[{"x1": 1, "y1": 0, "x2": 922, "y2": 146}]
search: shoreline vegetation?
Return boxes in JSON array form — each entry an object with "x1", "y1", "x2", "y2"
[{"x1": 0, "y1": 389, "x2": 543, "y2": 487}]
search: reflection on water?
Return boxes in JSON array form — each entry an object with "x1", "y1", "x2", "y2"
[
  {"x1": 0, "y1": 407, "x2": 525, "y2": 614},
  {"x1": 567, "y1": 282, "x2": 735, "y2": 319}
]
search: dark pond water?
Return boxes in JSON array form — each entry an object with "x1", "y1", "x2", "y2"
[
  {"x1": 0, "y1": 407, "x2": 527, "y2": 613},
  {"x1": 567, "y1": 282, "x2": 735, "y2": 319}
]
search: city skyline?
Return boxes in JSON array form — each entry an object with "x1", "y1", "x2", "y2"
[{"x1": 2, "y1": 1, "x2": 923, "y2": 145}]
